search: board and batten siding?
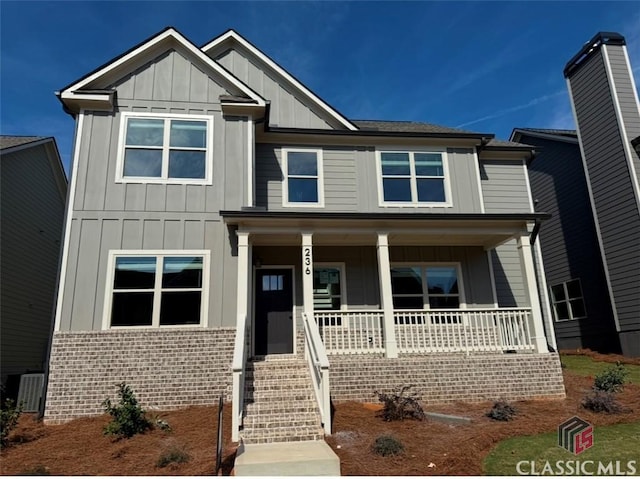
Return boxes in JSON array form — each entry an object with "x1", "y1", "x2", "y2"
[
  {"x1": 568, "y1": 46, "x2": 640, "y2": 335},
  {"x1": 255, "y1": 145, "x2": 482, "y2": 213},
  {"x1": 1, "y1": 143, "x2": 66, "y2": 381},
  {"x1": 214, "y1": 48, "x2": 333, "y2": 130},
  {"x1": 58, "y1": 217, "x2": 237, "y2": 331}
]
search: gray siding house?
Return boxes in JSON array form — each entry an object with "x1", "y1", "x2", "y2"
[
  {"x1": 45, "y1": 28, "x2": 565, "y2": 443},
  {"x1": 513, "y1": 32, "x2": 640, "y2": 357},
  {"x1": 1, "y1": 136, "x2": 67, "y2": 398}
]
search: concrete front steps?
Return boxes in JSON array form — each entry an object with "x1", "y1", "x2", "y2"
[{"x1": 235, "y1": 355, "x2": 341, "y2": 476}]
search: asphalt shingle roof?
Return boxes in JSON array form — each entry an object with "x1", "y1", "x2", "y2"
[
  {"x1": 517, "y1": 128, "x2": 578, "y2": 138},
  {"x1": 0, "y1": 136, "x2": 47, "y2": 151}
]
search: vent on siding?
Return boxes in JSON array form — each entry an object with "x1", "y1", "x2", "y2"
[{"x1": 17, "y1": 373, "x2": 45, "y2": 412}]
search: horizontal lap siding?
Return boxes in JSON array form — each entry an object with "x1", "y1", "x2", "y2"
[
  {"x1": 480, "y1": 159, "x2": 532, "y2": 213},
  {"x1": 58, "y1": 217, "x2": 236, "y2": 331},
  {"x1": 491, "y1": 241, "x2": 526, "y2": 308},
  {"x1": 215, "y1": 48, "x2": 332, "y2": 129},
  {"x1": 1, "y1": 145, "x2": 66, "y2": 380},
  {"x1": 524, "y1": 135, "x2": 617, "y2": 350},
  {"x1": 569, "y1": 47, "x2": 640, "y2": 334}
]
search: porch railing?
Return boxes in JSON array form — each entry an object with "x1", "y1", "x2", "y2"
[
  {"x1": 231, "y1": 313, "x2": 249, "y2": 442},
  {"x1": 302, "y1": 311, "x2": 331, "y2": 435},
  {"x1": 394, "y1": 308, "x2": 534, "y2": 353},
  {"x1": 315, "y1": 310, "x2": 385, "y2": 354}
]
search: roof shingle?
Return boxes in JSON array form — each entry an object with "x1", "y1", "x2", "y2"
[{"x1": 0, "y1": 136, "x2": 48, "y2": 151}]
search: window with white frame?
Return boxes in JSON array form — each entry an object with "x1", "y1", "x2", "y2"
[
  {"x1": 313, "y1": 265, "x2": 345, "y2": 310},
  {"x1": 107, "y1": 252, "x2": 207, "y2": 328},
  {"x1": 118, "y1": 113, "x2": 211, "y2": 183},
  {"x1": 390, "y1": 265, "x2": 461, "y2": 309},
  {"x1": 378, "y1": 151, "x2": 449, "y2": 205},
  {"x1": 550, "y1": 279, "x2": 586, "y2": 321},
  {"x1": 283, "y1": 149, "x2": 323, "y2": 205}
]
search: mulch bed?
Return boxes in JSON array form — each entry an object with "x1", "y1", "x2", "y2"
[{"x1": 2, "y1": 366, "x2": 639, "y2": 475}]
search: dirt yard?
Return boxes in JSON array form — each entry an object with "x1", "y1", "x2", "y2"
[{"x1": 2, "y1": 361, "x2": 639, "y2": 476}]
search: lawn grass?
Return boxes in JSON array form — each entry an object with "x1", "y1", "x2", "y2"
[
  {"x1": 560, "y1": 355, "x2": 640, "y2": 385},
  {"x1": 484, "y1": 421, "x2": 640, "y2": 475}
]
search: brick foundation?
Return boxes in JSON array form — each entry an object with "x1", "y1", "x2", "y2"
[
  {"x1": 329, "y1": 352, "x2": 566, "y2": 404},
  {"x1": 44, "y1": 328, "x2": 235, "y2": 424}
]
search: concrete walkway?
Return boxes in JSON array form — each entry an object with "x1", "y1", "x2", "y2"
[{"x1": 234, "y1": 440, "x2": 341, "y2": 476}]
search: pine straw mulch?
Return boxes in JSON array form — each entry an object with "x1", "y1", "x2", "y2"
[
  {"x1": 2, "y1": 369, "x2": 640, "y2": 476},
  {"x1": 560, "y1": 348, "x2": 640, "y2": 366}
]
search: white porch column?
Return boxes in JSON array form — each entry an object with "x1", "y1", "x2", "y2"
[
  {"x1": 301, "y1": 233, "x2": 314, "y2": 314},
  {"x1": 517, "y1": 235, "x2": 548, "y2": 354},
  {"x1": 236, "y1": 231, "x2": 251, "y2": 320},
  {"x1": 377, "y1": 233, "x2": 398, "y2": 358}
]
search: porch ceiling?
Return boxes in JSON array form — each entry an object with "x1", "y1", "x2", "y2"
[{"x1": 221, "y1": 211, "x2": 549, "y2": 249}]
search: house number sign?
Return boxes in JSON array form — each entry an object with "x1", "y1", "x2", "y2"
[{"x1": 303, "y1": 247, "x2": 312, "y2": 275}]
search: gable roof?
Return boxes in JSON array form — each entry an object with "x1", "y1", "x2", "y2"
[
  {"x1": 511, "y1": 127, "x2": 579, "y2": 145},
  {"x1": 0, "y1": 136, "x2": 48, "y2": 151},
  {"x1": 202, "y1": 29, "x2": 358, "y2": 131},
  {"x1": 58, "y1": 27, "x2": 266, "y2": 114}
]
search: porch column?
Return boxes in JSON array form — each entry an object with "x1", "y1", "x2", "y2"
[
  {"x1": 301, "y1": 233, "x2": 314, "y2": 314},
  {"x1": 236, "y1": 231, "x2": 251, "y2": 321},
  {"x1": 376, "y1": 233, "x2": 398, "y2": 358},
  {"x1": 517, "y1": 235, "x2": 548, "y2": 354}
]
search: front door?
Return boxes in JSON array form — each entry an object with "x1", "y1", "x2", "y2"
[{"x1": 254, "y1": 268, "x2": 294, "y2": 355}]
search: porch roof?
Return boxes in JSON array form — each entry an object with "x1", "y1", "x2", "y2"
[{"x1": 220, "y1": 210, "x2": 550, "y2": 248}]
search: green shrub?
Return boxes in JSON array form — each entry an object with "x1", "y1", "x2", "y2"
[
  {"x1": 594, "y1": 362, "x2": 629, "y2": 393},
  {"x1": 102, "y1": 383, "x2": 152, "y2": 439},
  {"x1": 156, "y1": 446, "x2": 190, "y2": 468},
  {"x1": 582, "y1": 390, "x2": 623, "y2": 414},
  {"x1": 486, "y1": 400, "x2": 517, "y2": 421},
  {"x1": 1, "y1": 398, "x2": 23, "y2": 446},
  {"x1": 371, "y1": 435, "x2": 404, "y2": 457},
  {"x1": 374, "y1": 385, "x2": 425, "y2": 421}
]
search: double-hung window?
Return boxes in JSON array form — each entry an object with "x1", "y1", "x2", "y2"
[
  {"x1": 390, "y1": 265, "x2": 461, "y2": 309},
  {"x1": 550, "y1": 279, "x2": 586, "y2": 321},
  {"x1": 117, "y1": 113, "x2": 212, "y2": 183},
  {"x1": 105, "y1": 251, "x2": 208, "y2": 328},
  {"x1": 378, "y1": 150, "x2": 449, "y2": 206},
  {"x1": 283, "y1": 148, "x2": 324, "y2": 206}
]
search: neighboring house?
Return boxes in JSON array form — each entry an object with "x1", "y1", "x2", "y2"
[
  {"x1": 44, "y1": 27, "x2": 565, "y2": 445},
  {"x1": 513, "y1": 32, "x2": 640, "y2": 357},
  {"x1": 0, "y1": 136, "x2": 67, "y2": 400}
]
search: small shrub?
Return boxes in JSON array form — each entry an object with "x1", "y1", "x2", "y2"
[
  {"x1": 1, "y1": 398, "x2": 23, "y2": 446},
  {"x1": 582, "y1": 390, "x2": 623, "y2": 414},
  {"x1": 374, "y1": 385, "x2": 425, "y2": 422},
  {"x1": 102, "y1": 383, "x2": 152, "y2": 439},
  {"x1": 486, "y1": 400, "x2": 517, "y2": 421},
  {"x1": 154, "y1": 417, "x2": 172, "y2": 432},
  {"x1": 156, "y1": 446, "x2": 190, "y2": 468},
  {"x1": 371, "y1": 435, "x2": 404, "y2": 457},
  {"x1": 18, "y1": 465, "x2": 50, "y2": 476},
  {"x1": 593, "y1": 362, "x2": 629, "y2": 393}
]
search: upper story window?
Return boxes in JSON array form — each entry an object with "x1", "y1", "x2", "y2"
[
  {"x1": 550, "y1": 279, "x2": 586, "y2": 321},
  {"x1": 377, "y1": 150, "x2": 450, "y2": 206},
  {"x1": 283, "y1": 148, "x2": 324, "y2": 207},
  {"x1": 116, "y1": 112, "x2": 212, "y2": 184},
  {"x1": 104, "y1": 251, "x2": 209, "y2": 329}
]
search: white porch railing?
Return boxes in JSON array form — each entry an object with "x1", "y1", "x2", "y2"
[
  {"x1": 231, "y1": 313, "x2": 249, "y2": 442},
  {"x1": 302, "y1": 312, "x2": 331, "y2": 435},
  {"x1": 394, "y1": 308, "x2": 535, "y2": 353},
  {"x1": 315, "y1": 310, "x2": 385, "y2": 354}
]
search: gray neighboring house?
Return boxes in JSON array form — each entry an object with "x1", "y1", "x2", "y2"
[
  {"x1": 1, "y1": 136, "x2": 67, "y2": 398},
  {"x1": 44, "y1": 27, "x2": 565, "y2": 444},
  {"x1": 512, "y1": 32, "x2": 640, "y2": 357}
]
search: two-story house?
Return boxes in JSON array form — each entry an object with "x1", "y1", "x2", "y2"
[{"x1": 44, "y1": 28, "x2": 565, "y2": 444}]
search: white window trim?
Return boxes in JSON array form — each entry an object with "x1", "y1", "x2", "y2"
[
  {"x1": 282, "y1": 147, "x2": 325, "y2": 207},
  {"x1": 102, "y1": 249, "x2": 210, "y2": 330},
  {"x1": 390, "y1": 262, "x2": 466, "y2": 309},
  {"x1": 376, "y1": 148, "x2": 452, "y2": 208},
  {"x1": 115, "y1": 111, "x2": 214, "y2": 185},
  {"x1": 313, "y1": 262, "x2": 348, "y2": 311},
  {"x1": 550, "y1": 278, "x2": 586, "y2": 322}
]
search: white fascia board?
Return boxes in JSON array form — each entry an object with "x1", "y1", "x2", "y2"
[
  {"x1": 203, "y1": 30, "x2": 358, "y2": 131},
  {"x1": 61, "y1": 28, "x2": 265, "y2": 107}
]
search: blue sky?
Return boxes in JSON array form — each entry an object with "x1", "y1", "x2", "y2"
[{"x1": 1, "y1": 1, "x2": 639, "y2": 173}]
